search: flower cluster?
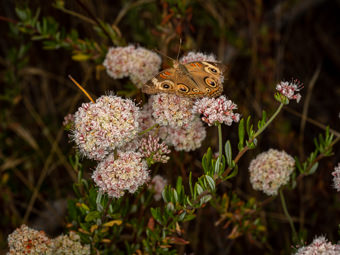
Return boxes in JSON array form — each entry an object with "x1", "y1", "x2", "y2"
[
  {"x1": 248, "y1": 149, "x2": 295, "y2": 196},
  {"x1": 52, "y1": 231, "x2": 90, "y2": 255},
  {"x1": 62, "y1": 113, "x2": 74, "y2": 128},
  {"x1": 162, "y1": 118, "x2": 207, "y2": 152},
  {"x1": 294, "y1": 236, "x2": 340, "y2": 255},
  {"x1": 7, "y1": 224, "x2": 53, "y2": 255},
  {"x1": 276, "y1": 79, "x2": 303, "y2": 103},
  {"x1": 332, "y1": 163, "x2": 340, "y2": 192},
  {"x1": 193, "y1": 96, "x2": 240, "y2": 126},
  {"x1": 149, "y1": 175, "x2": 167, "y2": 201},
  {"x1": 7, "y1": 225, "x2": 90, "y2": 255},
  {"x1": 103, "y1": 45, "x2": 161, "y2": 88},
  {"x1": 92, "y1": 151, "x2": 149, "y2": 198},
  {"x1": 72, "y1": 95, "x2": 140, "y2": 160},
  {"x1": 180, "y1": 51, "x2": 217, "y2": 64},
  {"x1": 139, "y1": 135, "x2": 171, "y2": 164},
  {"x1": 151, "y1": 93, "x2": 194, "y2": 128}
]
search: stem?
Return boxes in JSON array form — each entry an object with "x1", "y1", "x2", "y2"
[
  {"x1": 138, "y1": 124, "x2": 159, "y2": 136},
  {"x1": 217, "y1": 123, "x2": 223, "y2": 160},
  {"x1": 253, "y1": 103, "x2": 284, "y2": 139},
  {"x1": 279, "y1": 189, "x2": 298, "y2": 242},
  {"x1": 101, "y1": 197, "x2": 113, "y2": 222}
]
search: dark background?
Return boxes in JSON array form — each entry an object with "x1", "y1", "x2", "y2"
[{"x1": 0, "y1": 0, "x2": 339, "y2": 254}]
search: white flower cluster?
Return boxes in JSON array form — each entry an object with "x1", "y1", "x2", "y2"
[
  {"x1": 151, "y1": 93, "x2": 194, "y2": 128},
  {"x1": 332, "y1": 163, "x2": 340, "y2": 192},
  {"x1": 149, "y1": 175, "x2": 168, "y2": 201},
  {"x1": 92, "y1": 152, "x2": 149, "y2": 198},
  {"x1": 248, "y1": 149, "x2": 295, "y2": 196},
  {"x1": 180, "y1": 51, "x2": 217, "y2": 64},
  {"x1": 7, "y1": 225, "x2": 90, "y2": 255},
  {"x1": 294, "y1": 236, "x2": 340, "y2": 255},
  {"x1": 162, "y1": 118, "x2": 207, "y2": 152},
  {"x1": 193, "y1": 95, "x2": 240, "y2": 126},
  {"x1": 103, "y1": 45, "x2": 161, "y2": 88},
  {"x1": 276, "y1": 80, "x2": 303, "y2": 103},
  {"x1": 73, "y1": 95, "x2": 140, "y2": 160},
  {"x1": 139, "y1": 135, "x2": 171, "y2": 164}
]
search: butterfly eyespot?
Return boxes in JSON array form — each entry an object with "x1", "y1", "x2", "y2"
[
  {"x1": 209, "y1": 67, "x2": 217, "y2": 73},
  {"x1": 204, "y1": 77, "x2": 217, "y2": 87},
  {"x1": 206, "y1": 88, "x2": 211, "y2": 92},
  {"x1": 178, "y1": 84, "x2": 189, "y2": 93},
  {"x1": 162, "y1": 84, "x2": 170, "y2": 89}
]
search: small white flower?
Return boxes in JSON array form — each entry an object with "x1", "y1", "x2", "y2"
[
  {"x1": 180, "y1": 52, "x2": 217, "y2": 64},
  {"x1": 151, "y1": 93, "x2": 195, "y2": 128},
  {"x1": 92, "y1": 151, "x2": 149, "y2": 198},
  {"x1": 162, "y1": 117, "x2": 206, "y2": 152},
  {"x1": 139, "y1": 135, "x2": 171, "y2": 164},
  {"x1": 332, "y1": 163, "x2": 340, "y2": 192},
  {"x1": 294, "y1": 236, "x2": 340, "y2": 255},
  {"x1": 72, "y1": 95, "x2": 140, "y2": 160},
  {"x1": 276, "y1": 80, "x2": 303, "y2": 103},
  {"x1": 193, "y1": 96, "x2": 240, "y2": 126},
  {"x1": 7, "y1": 225, "x2": 53, "y2": 255},
  {"x1": 103, "y1": 45, "x2": 161, "y2": 88},
  {"x1": 52, "y1": 232, "x2": 90, "y2": 255},
  {"x1": 248, "y1": 149, "x2": 295, "y2": 196}
]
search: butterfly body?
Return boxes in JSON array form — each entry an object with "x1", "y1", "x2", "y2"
[{"x1": 142, "y1": 61, "x2": 225, "y2": 98}]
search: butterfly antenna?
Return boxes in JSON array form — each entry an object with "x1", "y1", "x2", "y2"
[
  {"x1": 153, "y1": 49, "x2": 175, "y2": 62},
  {"x1": 68, "y1": 75, "x2": 95, "y2": 103},
  {"x1": 176, "y1": 38, "x2": 182, "y2": 61}
]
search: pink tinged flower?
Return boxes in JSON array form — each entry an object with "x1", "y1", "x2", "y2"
[
  {"x1": 139, "y1": 135, "x2": 171, "y2": 164},
  {"x1": 7, "y1": 224, "x2": 53, "y2": 255},
  {"x1": 52, "y1": 232, "x2": 90, "y2": 255},
  {"x1": 276, "y1": 79, "x2": 303, "y2": 103},
  {"x1": 72, "y1": 95, "x2": 140, "y2": 161},
  {"x1": 151, "y1": 93, "x2": 195, "y2": 128},
  {"x1": 92, "y1": 151, "x2": 149, "y2": 198},
  {"x1": 103, "y1": 45, "x2": 161, "y2": 88},
  {"x1": 162, "y1": 117, "x2": 207, "y2": 152},
  {"x1": 62, "y1": 113, "x2": 75, "y2": 128},
  {"x1": 332, "y1": 163, "x2": 340, "y2": 192},
  {"x1": 248, "y1": 149, "x2": 295, "y2": 196},
  {"x1": 294, "y1": 236, "x2": 340, "y2": 255},
  {"x1": 128, "y1": 47, "x2": 162, "y2": 88},
  {"x1": 193, "y1": 96, "x2": 240, "y2": 126},
  {"x1": 149, "y1": 175, "x2": 167, "y2": 201},
  {"x1": 180, "y1": 51, "x2": 217, "y2": 64}
]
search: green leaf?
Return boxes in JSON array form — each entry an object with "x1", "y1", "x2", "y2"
[
  {"x1": 189, "y1": 172, "x2": 194, "y2": 196},
  {"x1": 15, "y1": 8, "x2": 29, "y2": 21},
  {"x1": 205, "y1": 175, "x2": 215, "y2": 191},
  {"x1": 225, "y1": 140, "x2": 233, "y2": 167},
  {"x1": 307, "y1": 162, "x2": 319, "y2": 175},
  {"x1": 224, "y1": 165, "x2": 238, "y2": 180},
  {"x1": 176, "y1": 177, "x2": 183, "y2": 195},
  {"x1": 85, "y1": 211, "x2": 100, "y2": 222}
]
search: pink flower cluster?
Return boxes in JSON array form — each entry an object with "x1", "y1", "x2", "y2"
[
  {"x1": 151, "y1": 93, "x2": 194, "y2": 128},
  {"x1": 103, "y1": 45, "x2": 161, "y2": 88},
  {"x1": 72, "y1": 95, "x2": 140, "y2": 160},
  {"x1": 294, "y1": 236, "x2": 340, "y2": 255},
  {"x1": 7, "y1": 225, "x2": 90, "y2": 255},
  {"x1": 92, "y1": 152, "x2": 149, "y2": 198},
  {"x1": 193, "y1": 95, "x2": 240, "y2": 126},
  {"x1": 248, "y1": 149, "x2": 295, "y2": 196},
  {"x1": 332, "y1": 163, "x2": 340, "y2": 192},
  {"x1": 276, "y1": 79, "x2": 303, "y2": 103},
  {"x1": 180, "y1": 51, "x2": 217, "y2": 64},
  {"x1": 139, "y1": 135, "x2": 171, "y2": 164},
  {"x1": 162, "y1": 118, "x2": 207, "y2": 152}
]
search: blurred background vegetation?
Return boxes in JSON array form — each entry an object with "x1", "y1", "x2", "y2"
[{"x1": 0, "y1": 0, "x2": 339, "y2": 254}]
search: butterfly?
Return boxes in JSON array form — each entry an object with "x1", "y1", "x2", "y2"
[{"x1": 142, "y1": 60, "x2": 225, "y2": 98}]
